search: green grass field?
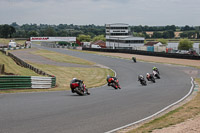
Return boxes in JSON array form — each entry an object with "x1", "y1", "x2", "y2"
[
  {"x1": 31, "y1": 49, "x2": 95, "y2": 65},
  {"x1": 0, "y1": 38, "x2": 26, "y2": 45},
  {"x1": 0, "y1": 52, "x2": 39, "y2": 76}
]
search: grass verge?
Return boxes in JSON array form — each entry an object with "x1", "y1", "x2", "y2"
[
  {"x1": 27, "y1": 62, "x2": 114, "y2": 91},
  {"x1": 0, "y1": 52, "x2": 39, "y2": 76},
  {"x1": 127, "y1": 78, "x2": 200, "y2": 133},
  {"x1": 31, "y1": 49, "x2": 95, "y2": 65},
  {"x1": 0, "y1": 38, "x2": 26, "y2": 45}
]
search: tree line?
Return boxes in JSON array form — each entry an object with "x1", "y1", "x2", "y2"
[
  {"x1": 0, "y1": 22, "x2": 200, "y2": 40},
  {"x1": 132, "y1": 25, "x2": 200, "y2": 39}
]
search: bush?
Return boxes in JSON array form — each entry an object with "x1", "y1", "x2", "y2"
[
  {"x1": 178, "y1": 39, "x2": 193, "y2": 50},
  {"x1": 72, "y1": 43, "x2": 79, "y2": 47},
  {"x1": 58, "y1": 41, "x2": 70, "y2": 46}
]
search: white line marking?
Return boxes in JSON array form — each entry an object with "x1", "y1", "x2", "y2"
[{"x1": 105, "y1": 77, "x2": 194, "y2": 133}]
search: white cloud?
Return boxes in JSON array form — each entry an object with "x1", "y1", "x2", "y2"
[{"x1": 0, "y1": 0, "x2": 199, "y2": 26}]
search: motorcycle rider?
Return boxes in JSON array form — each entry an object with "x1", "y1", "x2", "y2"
[
  {"x1": 70, "y1": 78, "x2": 90, "y2": 95},
  {"x1": 146, "y1": 73, "x2": 154, "y2": 81},
  {"x1": 107, "y1": 75, "x2": 118, "y2": 85},
  {"x1": 138, "y1": 75, "x2": 144, "y2": 82},
  {"x1": 153, "y1": 66, "x2": 159, "y2": 74}
]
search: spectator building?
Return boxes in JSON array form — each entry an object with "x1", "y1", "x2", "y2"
[{"x1": 106, "y1": 23, "x2": 144, "y2": 49}]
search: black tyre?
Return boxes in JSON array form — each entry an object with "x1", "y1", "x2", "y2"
[
  {"x1": 142, "y1": 80, "x2": 147, "y2": 86},
  {"x1": 74, "y1": 87, "x2": 84, "y2": 96}
]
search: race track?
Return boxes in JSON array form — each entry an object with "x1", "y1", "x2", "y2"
[{"x1": 0, "y1": 44, "x2": 193, "y2": 133}]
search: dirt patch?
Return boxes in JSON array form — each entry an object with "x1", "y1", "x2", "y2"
[{"x1": 153, "y1": 114, "x2": 200, "y2": 133}]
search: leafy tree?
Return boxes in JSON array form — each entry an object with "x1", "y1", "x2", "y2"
[
  {"x1": 157, "y1": 39, "x2": 168, "y2": 45},
  {"x1": 92, "y1": 35, "x2": 105, "y2": 42},
  {"x1": 0, "y1": 24, "x2": 16, "y2": 38},
  {"x1": 77, "y1": 34, "x2": 91, "y2": 42},
  {"x1": 163, "y1": 30, "x2": 174, "y2": 38},
  {"x1": 180, "y1": 32, "x2": 188, "y2": 38},
  {"x1": 28, "y1": 30, "x2": 38, "y2": 37},
  {"x1": 152, "y1": 31, "x2": 163, "y2": 38},
  {"x1": 44, "y1": 27, "x2": 57, "y2": 36},
  {"x1": 178, "y1": 39, "x2": 193, "y2": 50}
]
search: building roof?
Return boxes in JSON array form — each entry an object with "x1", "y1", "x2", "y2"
[
  {"x1": 108, "y1": 36, "x2": 144, "y2": 40},
  {"x1": 91, "y1": 40, "x2": 105, "y2": 45},
  {"x1": 144, "y1": 41, "x2": 159, "y2": 46},
  {"x1": 106, "y1": 23, "x2": 129, "y2": 27}
]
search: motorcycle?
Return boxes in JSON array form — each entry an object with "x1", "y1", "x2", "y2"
[
  {"x1": 147, "y1": 74, "x2": 156, "y2": 83},
  {"x1": 70, "y1": 81, "x2": 90, "y2": 96},
  {"x1": 139, "y1": 78, "x2": 147, "y2": 86},
  {"x1": 153, "y1": 70, "x2": 160, "y2": 79},
  {"x1": 108, "y1": 78, "x2": 121, "y2": 89},
  {"x1": 153, "y1": 68, "x2": 160, "y2": 75}
]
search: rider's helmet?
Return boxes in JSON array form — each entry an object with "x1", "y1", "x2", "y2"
[
  {"x1": 73, "y1": 78, "x2": 77, "y2": 80},
  {"x1": 146, "y1": 73, "x2": 150, "y2": 77},
  {"x1": 153, "y1": 66, "x2": 157, "y2": 70},
  {"x1": 107, "y1": 75, "x2": 110, "y2": 79},
  {"x1": 138, "y1": 75, "x2": 143, "y2": 79}
]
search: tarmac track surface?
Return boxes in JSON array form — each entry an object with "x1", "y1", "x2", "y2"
[{"x1": 0, "y1": 44, "x2": 193, "y2": 133}]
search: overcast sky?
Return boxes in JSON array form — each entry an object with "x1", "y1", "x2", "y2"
[{"x1": 0, "y1": 0, "x2": 200, "y2": 26}]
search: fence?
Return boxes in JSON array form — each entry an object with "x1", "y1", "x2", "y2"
[
  {"x1": 0, "y1": 49, "x2": 57, "y2": 89},
  {"x1": 82, "y1": 48, "x2": 200, "y2": 60},
  {"x1": 0, "y1": 46, "x2": 31, "y2": 51},
  {"x1": 0, "y1": 76, "x2": 56, "y2": 89}
]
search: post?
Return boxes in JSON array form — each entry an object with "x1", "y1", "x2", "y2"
[{"x1": 0, "y1": 64, "x2": 5, "y2": 74}]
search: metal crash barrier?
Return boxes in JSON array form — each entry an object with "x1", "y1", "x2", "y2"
[{"x1": 0, "y1": 76, "x2": 56, "y2": 89}]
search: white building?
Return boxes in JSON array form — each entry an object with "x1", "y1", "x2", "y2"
[{"x1": 106, "y1": 23, "x2": 144, "y2": 49}]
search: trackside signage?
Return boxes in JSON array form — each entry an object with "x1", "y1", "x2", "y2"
[{"x1": 30, "y1": 37, "x2": 76, "y2": 42}]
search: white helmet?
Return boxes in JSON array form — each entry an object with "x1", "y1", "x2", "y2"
[
  {"x1": 146, "y1": 73, "x2": 150, "y2": 76},
  {"x1": 73, "y1": 78, "x2": 77, "y2": 80},
  {"x1": 139, "y1": 75, "x2": 143, "y2": 78}
]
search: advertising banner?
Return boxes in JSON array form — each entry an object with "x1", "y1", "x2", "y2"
[{"x1": 30, "y1": 37, "x2": 76, "y2": 42}]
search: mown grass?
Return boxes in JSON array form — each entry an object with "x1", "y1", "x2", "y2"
[
  {"x1": 0, "y1": 49, "x2": 114, "y2": 93},
  {"x1": 0, "y1": 52, "x2": 39, "y2": 76},
  {"x1": 27, "y1": 62, "x2": 114, "y2": 91},
  {"x1": 126, "y1": 78, "x2": 200, "y2": 133},
  {"x1": 31, "y1": 49, "x2": 95, "y2": 65},
  {"x1": 0, "y1": 38, "x2": 26, "y2": 45}
]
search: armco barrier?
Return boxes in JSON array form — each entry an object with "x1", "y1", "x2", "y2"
[
  {"x1": 0, "y1": 76, "x2": 56, "y2": 89},
  {"x1": 82, "y1": 48, "x2": 200, "y2": 60},
  {"x1": 0, "y1": 50, "x2": 56, "y2": 89}
]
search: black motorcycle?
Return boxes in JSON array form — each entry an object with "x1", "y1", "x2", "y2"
[{"x1": 139, "y1": 79, "x2": 147, "y2": 86}]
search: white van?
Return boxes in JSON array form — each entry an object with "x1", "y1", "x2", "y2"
[{"x1": 8, "y1": 42, "x2": 17, "y2": 48}]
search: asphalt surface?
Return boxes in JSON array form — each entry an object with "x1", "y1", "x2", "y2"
[{"x1": 0, "y1": 44, "x2": 193, "y2": 133}]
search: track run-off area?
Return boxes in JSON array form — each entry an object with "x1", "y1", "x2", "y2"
[{"x1": 0, "y1": 44, "x2": 197, "y2": 133}]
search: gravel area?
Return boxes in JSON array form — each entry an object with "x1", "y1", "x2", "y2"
[{"x1": 153, "y1": 115, "x2": 200, "y2": 133}]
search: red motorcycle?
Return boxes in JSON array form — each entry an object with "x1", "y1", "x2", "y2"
[
  {"x1": 108, "y1": 78, "x2": 121, "y2": 89},
  {"x1": 70, "y1": 81, "x2": 90, "y2": 96}
]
